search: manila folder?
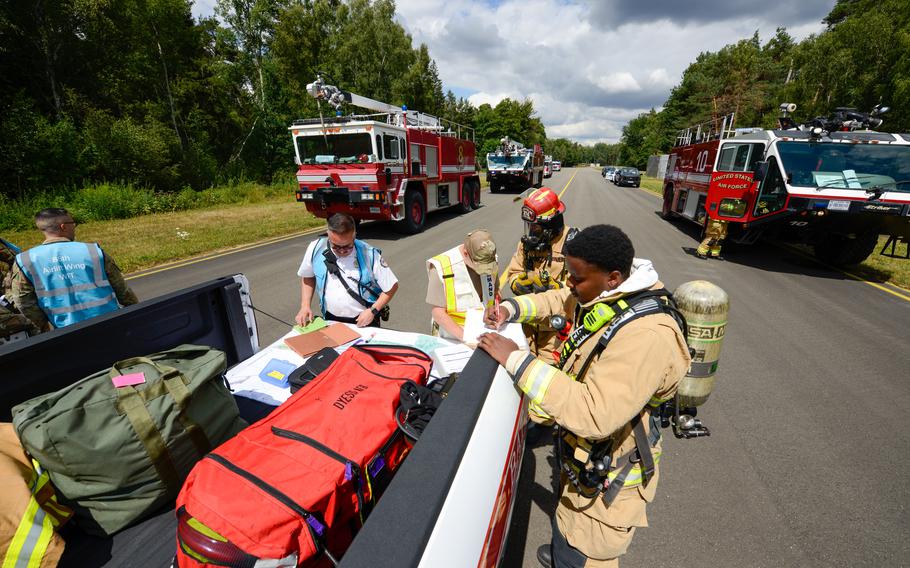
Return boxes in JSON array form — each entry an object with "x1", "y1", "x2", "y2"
[{"x1": 284, "y1": 323, "x2": 361, "y2": 358}]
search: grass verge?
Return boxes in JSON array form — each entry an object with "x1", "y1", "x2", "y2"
[
  {"x1": 639, "y1": 175, "x2": 664, "y2": 197},
  {"x1": 4, "y1": 195, "x2": 323, "y2": 274},
  {"x1": 841, "y1": 236, "x2": 909, "y2": 290}
]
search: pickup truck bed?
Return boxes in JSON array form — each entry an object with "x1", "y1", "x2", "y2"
[{"x1": 0, "y1": 276, "x2": 520, "y2": 568}]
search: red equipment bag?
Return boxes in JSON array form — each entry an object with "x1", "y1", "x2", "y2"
[{"x1": 174, "y1": 345, "x2": 433, "y2": 567}]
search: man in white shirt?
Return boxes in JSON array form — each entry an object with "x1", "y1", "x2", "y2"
[{"x1": 296, "y1": 214, "x2": 398, "y2": 328}]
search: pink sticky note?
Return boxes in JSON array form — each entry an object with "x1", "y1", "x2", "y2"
[{"x1": 112, "y1": 372, "x2": 146, "y2": 388}]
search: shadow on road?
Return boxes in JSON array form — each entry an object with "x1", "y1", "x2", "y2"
[
  {"x1": 653, "y1": 211, "x2": 888, "y2": 284},
  {"x1": 500, "y1": 425, "x2": 560, "y2": 567}
]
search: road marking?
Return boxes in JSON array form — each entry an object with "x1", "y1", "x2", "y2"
[
  {"x1": 125, "y1": 226, "x2": 325, "y2": 280},
  {"x1": 781, "y1": 245, "x2": 910, "y2": 303},
  {"x1": 557, "y1": 170, "x2": 578, "y2": 198}
]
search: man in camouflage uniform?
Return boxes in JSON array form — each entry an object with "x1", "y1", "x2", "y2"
[
  {"x1": 696, "y1": 217, "x2": 727, "y2": 259},
  {"x1": 9, "y1": 209, "x2": 138, "y2": 331},
  {"x1": 1, "y1": 238, "x2": 39, "y2": 341}
]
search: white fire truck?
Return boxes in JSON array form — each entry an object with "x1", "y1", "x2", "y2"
[
  {"x1": 661, "y1": 105, "x2": 910, "y2": 265},
  {"x1": 290, "y1": 76, "x2": 481, "y2": 233},
  {"x1": 486, "y1": 137, "x2": 544, "y2": 193}
]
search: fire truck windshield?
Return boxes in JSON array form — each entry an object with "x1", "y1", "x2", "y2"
[
  {"x1": 487, "y1": 155, "x2": 528, "y2": 169},
  {"x1": 777, "y1": 141, "x2": 910, "y2": 193},
  {"x1": 295, "y1": 133, "x2": 374, "y2": 164}
]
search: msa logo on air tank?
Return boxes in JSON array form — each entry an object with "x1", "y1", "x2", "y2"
[{"x1": 687, "y1": 323, "x2": 726, "y2": 341}]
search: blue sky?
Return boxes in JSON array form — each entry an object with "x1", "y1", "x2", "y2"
[{"x1": 191, "y1": 0, "x2": 836, "y2": 144}]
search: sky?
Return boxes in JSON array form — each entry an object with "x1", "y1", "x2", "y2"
[{"x1": 191, "y1": 0, "x2": 838, "y2": 145}]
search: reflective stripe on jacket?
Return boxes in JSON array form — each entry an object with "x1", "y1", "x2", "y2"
[
  {"x1": 310, "y1": 237, "x2": 381, "y2": 318},
  {"x1": 427, "y1": 246, "x2": 482, "y2": 327},
  {"x1": 1, "y1": 421, "x2": 72, "y2": 568},
  {"x1": 15, "y1": 242, "x2": 119, "y2": 328},
  {"x1": 2, "y1": 462, "x2": 73, "y2": 568}
]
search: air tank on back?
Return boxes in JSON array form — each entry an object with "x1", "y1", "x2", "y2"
[{"x1": 672, "y1": 280, "x2": 729, "y2": 407}]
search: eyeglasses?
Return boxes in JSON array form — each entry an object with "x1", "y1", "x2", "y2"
[
  {"x1": 61, "y1": 221, "x2": 77, "y2": 227},
  {"x1": 330, "y1": 242, "x2": 355, "y2": 253}
]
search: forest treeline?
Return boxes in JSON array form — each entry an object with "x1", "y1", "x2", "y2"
[
  {"x1": 0, "y1": 0, "x2": 549, "y2": 206},
  {"x1": 2, "y1": 0, "x2": 906, "y2": 212}
]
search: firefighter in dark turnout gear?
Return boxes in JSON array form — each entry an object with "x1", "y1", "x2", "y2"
[
  {"x1": 505, "y1": 187, "x2": 578, "y2": 356},
  {"x1": 479, "y1": 225, "x2": 690, "y2": 568}
]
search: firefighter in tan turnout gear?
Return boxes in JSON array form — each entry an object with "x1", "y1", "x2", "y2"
[
  {"x1": 505, "y1": 187, "x2": 577, "y2": 356},
  {"x1": 478, "y1": 225, "x2": 691, "y2": 568},
  {"x1": 696, "y1": 216, "x2": 728, "y2": 259}
]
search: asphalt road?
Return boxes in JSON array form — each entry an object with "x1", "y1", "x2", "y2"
[{"x1": 128, "y1": 167, "x2": 910, "y2": 567}]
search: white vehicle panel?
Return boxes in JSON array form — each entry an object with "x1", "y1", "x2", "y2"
[
  {"x1": 418, "y1": 366, "x2": 525, "y2": 568},
  {"x1": 683, "y1": 190, "x2": 700, "y2": 219}
]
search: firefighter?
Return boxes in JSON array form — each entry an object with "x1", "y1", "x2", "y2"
[
  {"x1": 505, "y1": 187, "x2": 578, "y2": 356},
  {"x1": 478, "y1": 224, "x2": 691, "y2": 568},
  {"x1": 696, "y1": 216, "x2": 728, "y2": 259},
  {"x1": 426, "y1": 229, "x2": 499, "y2": 341},
  {"x1": 9, "y1": 208, "x2": 138, "y2": 331}
]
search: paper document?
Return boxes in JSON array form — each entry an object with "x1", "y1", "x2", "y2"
[
  {"x1": 461, "y1": 308, "x2": 529, "y2": 349},
  {"x1": 431, "y1": 344, "x2": 474, "y2": 375}
]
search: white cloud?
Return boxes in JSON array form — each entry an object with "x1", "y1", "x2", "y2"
[
  {"x1": 397, "y1": 0, "x2": 834, "y2": 143},
  {"x1": 593, "y1": 72, "x2": 641, "y2": 94}
]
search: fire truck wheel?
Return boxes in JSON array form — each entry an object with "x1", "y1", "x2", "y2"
[
  {"x1": 470, "y1": 181, "x2": 481, "y2": 209},
  {"x1": 400, "y1": 190, "x2": 426, "y2": 234},
  {"x1": 458, "y1": 183, "x2": 473, "y2": 214},
  {"x1": 814, "y1": 231, "x2": 878, "y2": 266}
]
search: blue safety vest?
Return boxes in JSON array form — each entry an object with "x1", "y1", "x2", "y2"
[
  {"x1": 311, "y1": 237, "x2": 382, "y2": 317},
  {"x1": 16, "y1": 241, "x2": 120, "y2": 328}
]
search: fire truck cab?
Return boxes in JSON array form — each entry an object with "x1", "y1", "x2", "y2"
[
  {"x1": 291, "y1": 77, "x2": 481, "y2": 234},
  {"x1": 662, "y1": 107, "x2": 910, "y2": 265}
]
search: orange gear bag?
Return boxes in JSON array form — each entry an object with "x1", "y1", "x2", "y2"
[{"x1": 175, "y1": 344, "x2": 433, "y2": 567}]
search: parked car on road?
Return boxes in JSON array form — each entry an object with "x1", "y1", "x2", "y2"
[
  {"x1": 614, "y1": 167, "x2": 641, "y2": 187},
  {"x1": 552, "y1": 160, "x2": 562, "y2": 171},
  {"x1": 603, "y1": 166, "x2": 618, "y2": 181}
]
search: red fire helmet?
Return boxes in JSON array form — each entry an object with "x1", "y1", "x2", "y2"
[{"x1": 521, "y1": 187, "x2": 565, "y2": 223}]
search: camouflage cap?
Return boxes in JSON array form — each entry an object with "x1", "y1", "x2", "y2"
[{"x1": 463, "y1": 229, "x2": 498, "y2": 276}]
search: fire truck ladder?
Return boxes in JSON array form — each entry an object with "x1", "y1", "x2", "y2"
[
  {"x1": 675, "y1": 112, "x2": 737, "y2": 147},
  {"x1": 305, "y1": 75, "x2": 474, "y2": 141}
]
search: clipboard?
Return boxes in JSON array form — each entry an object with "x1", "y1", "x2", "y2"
[{"x1": 284, "y1": 323, "x2": 361, "y2": 358}]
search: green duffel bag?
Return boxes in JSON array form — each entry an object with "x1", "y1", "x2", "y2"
[{"x1": 11, "y1": 344, "x2": 247, "y2": 536}]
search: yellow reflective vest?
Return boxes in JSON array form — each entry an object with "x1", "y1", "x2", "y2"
[{"x1": 426, "y1": 247, "x2": 482, "y2": 338}]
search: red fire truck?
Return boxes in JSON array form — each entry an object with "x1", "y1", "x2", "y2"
[
  {"x1": 291, "y1": 76, "x2": 481, "y2": 233},
  {"x1": 661, "y1": 105, "x2": 910, "y2": 265}
]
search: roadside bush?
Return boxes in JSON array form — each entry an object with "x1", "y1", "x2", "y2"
[
  {"x1": 69, "y1": 183, "x2": 152, "y2": 221},
  {"x1": 0, "y1": 176, "x2": 297, "y2": 232}
]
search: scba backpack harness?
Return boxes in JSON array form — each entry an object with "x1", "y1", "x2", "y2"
[{"x1": 550, "y1": 289, "x2": 689, "y2": 506}]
